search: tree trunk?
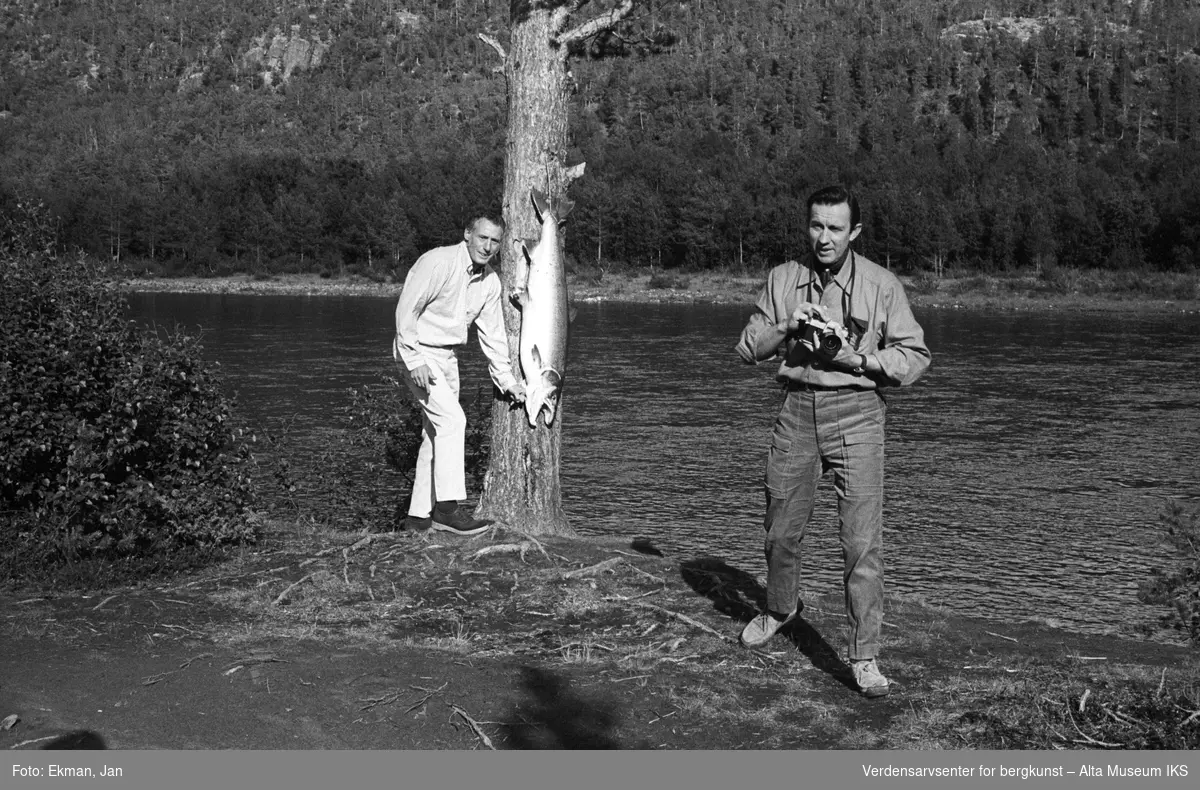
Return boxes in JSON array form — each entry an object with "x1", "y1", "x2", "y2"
[
  {"x1": 473, "y1": 0, "x2": 635, "y2": 535},
  {"x1": 474, "y1": 5, "x2": 575, "y2": 535}
]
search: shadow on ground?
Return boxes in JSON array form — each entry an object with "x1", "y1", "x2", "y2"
[
  {"x1": 679, "y1": 555, "x2": 857, "y2": 692},
  {"x1": 501, "y1": 666, "x2": 628, "y2": 749},
  {"x1": 41, "y1": 730, "x2": 107, "y2": 749}
]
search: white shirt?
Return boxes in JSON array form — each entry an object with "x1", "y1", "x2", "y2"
[{"x1": 393, "y1": 241, "x2": 518, "y2": 393}]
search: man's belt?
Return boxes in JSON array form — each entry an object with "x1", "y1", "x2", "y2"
[{"x1": 786, "y1": 381, "x2": 874, "y2": 393}]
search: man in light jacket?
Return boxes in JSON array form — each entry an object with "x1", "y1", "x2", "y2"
[{"x1": 735, "y1": 185, "x2": 931, "y2": 698}]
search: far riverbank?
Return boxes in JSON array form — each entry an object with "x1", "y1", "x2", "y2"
[{"x1": 120, "y1": 269, "x2": 1200, "y2": 313}]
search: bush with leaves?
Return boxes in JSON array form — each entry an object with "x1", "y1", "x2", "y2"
[
  {"x1": 1, "y1": 201, "x2": 257, "y2": 586},
  {"x1": 1139, "y1": 502, "x2": 1200, "y2": 644},
  {"x1": 298, "y1": 376, "x2": 494, "y2": 531}
]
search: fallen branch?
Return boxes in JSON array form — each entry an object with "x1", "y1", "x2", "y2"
[
  {"x1": 1157, "y1": 667, "x2": 1167, "y2": 698},
  {"x1": 163, "y1": 565, "x2": 291, "y2": 590},
  {"x1": 450, "y1": 704, "x2": 496, "y2": 750},
  {"x1": 405, "y1": 682, "x2": 450, "y2": 713},
  {"x1": 1101, "y1": 705, "x2": 1146, "y2": 727},
  {"x1": 344, "y1": 534, "x2": 385, "y2": 556},
  {"x1": 624, "y1": 563, "x2": 667, "y2": 585},
  {"x1": 602, "y1": 589, "x2": 662, "y2": 602},
  {"x1": 9, "y1": 734, "x2": 59, "y2": 749},
  {"x1": 91, "y1": 594, "x2": 119, "y2": 611},
  {"x1": 142, "y1": 652, "x2": 214, "y2": 686},
  {"x1": 273, "y1": 573, "x2": 315, "y2": 606},
  {"x1": 985, "y1": 630, "x2": 1019, "y2": 643},
  {"x1": 1065, "y1": 708, "x2": 1122, "y2": 748},
  {"x1": 1078, "y1": 688, "x2": 1091, "y2": 714},
  {"x1": 224, "y1": 655, "x2": 287, "y2": 669},
  {"x1": 632, "y1": 602, "x2": 733, "y2": 643},
  {"x1": 562, "y1": 557, "x2": 622, "y2": 579},
  {"x1": 498, "y1": 528, "x2": 555, "y2": 564},
  {"x1": 471, "y1": 543, "x2": 530, "y2": 561},
  {"x1": 359, "y1": 691, "x2": 403, "y2": 712}
]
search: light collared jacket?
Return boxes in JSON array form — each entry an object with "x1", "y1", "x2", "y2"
[
  {"x1": 736, "y1": 252, "x2": 931, "y2": 389},
  {"x1": 393, "y1": 241, "x2": 519, "y2": 393}
]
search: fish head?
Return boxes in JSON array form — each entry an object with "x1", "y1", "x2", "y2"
[
  {"x1": 522, "y1": 369, "x2": 563, "y2": 427},
  {"x1": 539, "y1": 370, "x2": 563, "y2": 426},
  {"x1": 523, "y1": 387, "x2": 545, "y2": 427}
]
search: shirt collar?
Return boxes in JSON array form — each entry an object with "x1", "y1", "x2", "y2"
[{"x1": 798, "y1": 251, "x2": 854, "y2": 293}]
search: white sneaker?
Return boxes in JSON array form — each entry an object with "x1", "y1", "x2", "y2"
[
  {"x1": 738, "y1": 606, "x2": 799, "y2": 648},
  {"x1": 850, "y1": 658, "x2": 890, "y2": 698}
]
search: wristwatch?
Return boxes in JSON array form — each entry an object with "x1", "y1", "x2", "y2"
[{"x1": 850, "y1": 354, "x2": 868, "y2": 374}]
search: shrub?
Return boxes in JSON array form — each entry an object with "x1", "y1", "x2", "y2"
[
  {"x1": 1, "y1": 201, "x2": 257, "y2": 586},
  {"x1": 299, "y1": 376, "x2": 494, "y2": 530},
  {"x1": 648, "y1": 269, "x2": 690, "y2": 290},
  {"x1": 1036, "y1": 261, "x2": 1083, "y2": 294},
  {"x1": 1139, "y1": 502, "x2": 1200, "y2": 644}
]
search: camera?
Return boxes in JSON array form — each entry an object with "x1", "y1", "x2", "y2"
[{"x1": 799, "y1": 317, "x2": 845, "y2": 361}]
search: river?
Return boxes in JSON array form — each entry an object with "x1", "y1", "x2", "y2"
[{"x1": 126, "y1": 292, "x2": 1200, "y2": 639}]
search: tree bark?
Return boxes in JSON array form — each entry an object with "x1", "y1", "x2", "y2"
[{"x1": 473, "y1": 3, "x2": 576, "y2": 535}]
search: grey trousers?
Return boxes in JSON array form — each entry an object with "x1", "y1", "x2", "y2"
[{"x1": 763, "y1": 387, "x2": 886, "y2": 660}]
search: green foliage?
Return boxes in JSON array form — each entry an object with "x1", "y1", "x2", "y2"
[
  {"x1": 647, "y1": 269, "x2": 691, "y2": 290},
  {"x1": 260, "y1": 376, "x2": 495, "y2": 531},
  {"x1": 1139, "y1": 503, "x2": 1200, "y2": 644},
  {"x1": 344, "y1": 376, "x2": 494, "y2": 499},
  {"x1": 0, "y1": 201, "x2": 257, "y2": 586}
]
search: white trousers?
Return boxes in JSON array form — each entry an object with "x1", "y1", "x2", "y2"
[{"x1": 402, "y1": 346, "x2": 466, "y2": 516}]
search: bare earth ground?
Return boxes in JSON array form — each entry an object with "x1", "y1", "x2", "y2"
[{"x1": 2, "y1": 525, "x2": 1195, "y2": 751}]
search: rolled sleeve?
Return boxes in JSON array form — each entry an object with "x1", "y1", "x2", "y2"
[
  {"x1": 736, "y1": 310, "x2": 782, "y2": 364},
  {"x1": 873, "y1": 285, "x2": 931, "y2": 387},
  {"x1": 735, "y1": 274, "x2": 787, "y2": 364}
]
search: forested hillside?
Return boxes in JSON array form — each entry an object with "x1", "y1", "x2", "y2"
[{"x1": 2, "y1": 0, "x2": 1199, "y2": 277}]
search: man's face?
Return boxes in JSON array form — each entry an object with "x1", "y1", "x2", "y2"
[
  {"x1": 807, "y1": 201, "x2": 861, "y2": 269},
  {"x1": 464, "y1": 220, "x2": 503, "y2": 267}
]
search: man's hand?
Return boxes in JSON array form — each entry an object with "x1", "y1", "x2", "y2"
[
  {"x1": 507, "y1": 381, "x2": 527, "y2": 404},
  {"x1": 409, "y1": 364, "x2": 436, "y2": 393},
  {"x1": 782, "y1": 302, "x2": 828, "y2": 335}
]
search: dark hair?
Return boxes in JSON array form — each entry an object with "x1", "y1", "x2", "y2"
[
  {"x1": 806, "y1": 185, "x2": 860, "y2": 228},
  {"x1": 466, "y1": 215, "x2": 506, "y2": 234}
]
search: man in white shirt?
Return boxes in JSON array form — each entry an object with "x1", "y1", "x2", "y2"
[{"x1": 393, "y1": 216, "x2": 525, "y2": 535}]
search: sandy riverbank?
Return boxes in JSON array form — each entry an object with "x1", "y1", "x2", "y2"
[{"x1": 120, "y1": 271, "x2": 1200, "y2": 313}]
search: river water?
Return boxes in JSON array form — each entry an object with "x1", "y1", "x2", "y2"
[{"x1": 126, "y1": 292, "x2": 1200, "y2": 640}]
